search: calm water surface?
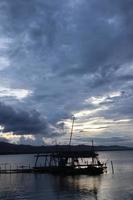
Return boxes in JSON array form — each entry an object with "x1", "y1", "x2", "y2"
[{"x1": 0, "y1": 151, "x2": 132, "y2": 200}]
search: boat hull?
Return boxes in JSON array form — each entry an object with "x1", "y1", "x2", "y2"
[{"x1": 33, "y1": 166, "x2": 105, "y2": 175}]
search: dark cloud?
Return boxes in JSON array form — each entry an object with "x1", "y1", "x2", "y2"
[{"x1": 0, "y1": 102, "x2": 60, "y2": 136}]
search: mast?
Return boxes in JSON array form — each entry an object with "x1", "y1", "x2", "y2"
[
  {"x1": 68, "y1": 115, "x2": 76, "y2": 167},
  {"x1": 69, "y1": 115, "x2": 75, "y2": 146}
]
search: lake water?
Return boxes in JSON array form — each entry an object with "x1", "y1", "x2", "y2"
[{"x1": 0, "y1": 151, "x2": 132, "y2": 200}]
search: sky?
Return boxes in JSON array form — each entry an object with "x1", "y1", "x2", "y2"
[{"x1": 0, "y1": 0, "x2": 133, "y2": 146}]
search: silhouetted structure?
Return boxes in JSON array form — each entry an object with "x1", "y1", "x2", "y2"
[{"x1": 34, "y1": 116, "x2": 107, "y2": 175}]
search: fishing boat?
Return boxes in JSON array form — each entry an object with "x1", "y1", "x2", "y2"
[{"x1": 33, "y1": 116, "x2": 107, "y2": 175}]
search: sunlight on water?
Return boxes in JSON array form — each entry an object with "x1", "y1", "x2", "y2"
[{"x1": 0, "y1": 151, "x2": 132, "y2": 200}]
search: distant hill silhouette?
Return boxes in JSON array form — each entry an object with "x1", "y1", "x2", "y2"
[{"x1": 0, "y1": 141, "x2": 132, "y2": 155}]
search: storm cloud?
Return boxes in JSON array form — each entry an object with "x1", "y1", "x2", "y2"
[{"x1": 0, "y1": 102, "x2": 60, "y2": 137}]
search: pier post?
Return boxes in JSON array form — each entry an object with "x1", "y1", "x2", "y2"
[{"x1": 111, "y1": 161, "x2": 114, "y2": 174}]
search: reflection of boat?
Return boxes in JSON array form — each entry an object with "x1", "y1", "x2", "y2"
[
  {"x1": 54, "y1": 175, "x2": 101, "y2": 200},
  {"x1": 33, "y1": 116, "x2": 107, "y2": 175}
]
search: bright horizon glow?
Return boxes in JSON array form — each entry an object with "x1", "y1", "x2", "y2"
[{"x1": 0, "y1": 132, "x2": 35, "y2": 143}]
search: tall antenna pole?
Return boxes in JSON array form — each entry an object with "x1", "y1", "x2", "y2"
[
  {"x1": 91, "y1": 140, "x2": 94, "y2": 165},
  {"x1": 69, "y1": 115, "x2": 75, "y2": 146}
]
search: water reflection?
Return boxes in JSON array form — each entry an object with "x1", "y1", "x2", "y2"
[
  {"x1": 0, "y1": 173, "x2": 102, "y2": 200},
  {"x1": 54, "y1": 175, "x2": 102, "y2": 200}
]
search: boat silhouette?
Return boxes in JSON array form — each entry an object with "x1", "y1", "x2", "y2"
[{"x1": 33, "y1": 116, "x2": 107, "y2": 175}]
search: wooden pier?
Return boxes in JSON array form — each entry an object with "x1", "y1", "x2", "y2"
[{"x1": 0, "y1": 163, "x2": 33, "y2": 174}]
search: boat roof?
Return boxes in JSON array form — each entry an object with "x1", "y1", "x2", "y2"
[{"x1": 35, "y1": 151, "x2": 98, "y2": 158}]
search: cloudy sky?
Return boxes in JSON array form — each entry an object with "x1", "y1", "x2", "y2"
[{"x1": 0, "y1": 0, "x2": 133, "y2": 146}]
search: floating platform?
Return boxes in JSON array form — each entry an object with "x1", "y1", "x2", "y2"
[
  {"x1": 33, "y1": 150, "x2": 107, "y2": 175},
  {"x1": 0, "y1": 150, "x2": 107, "y2": 175}
]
